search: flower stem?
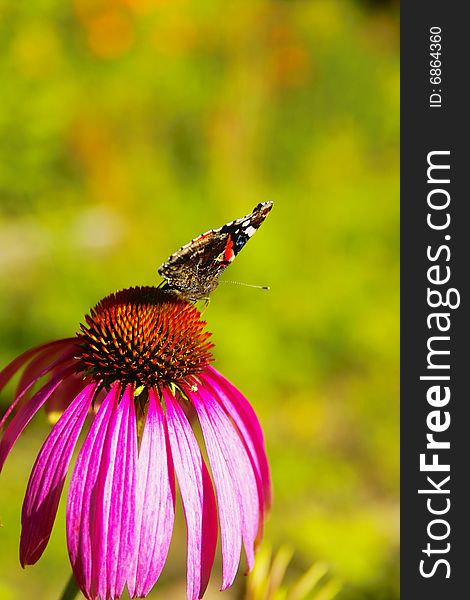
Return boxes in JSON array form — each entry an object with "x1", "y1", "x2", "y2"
[{"x1": 60, "y1": 574, "x2": 80, "y2": 600}]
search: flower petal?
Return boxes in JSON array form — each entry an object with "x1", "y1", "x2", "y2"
[
  {"x1": 128, "y1": 387, "x2": 175, "y2": 598},
  {"x1": 200, "y1": 374, "x2": 267, "y2": 544},
  {"x1": 192, "y1": 384, "x2": 260, "y2": 577},
  {"x1": 189, "y1": 392, "x2": 241, "y2": 589},
  {"x1": 0, "y1": 338, "x2": 74, "y2": 394},
  {"x1": 1, "y1": 347, "x2": 76, "y2": 430},
  {"x1": 205, "y1": 367, "x2": 272, "y2": 509},
  {"x1": 45, "y1": 372, "x2": 90, "y2": 418},
  {"x1": 20, "y1": 383, "x2": 98, "y2": 566},
  {"x1": 15, "y1": 342, "x2": 77, "y2": 402},
  {"x1": 0, "y1": 365, "x2": 76, "y2": 473},
  {"x1": 92, "y1": 384, "x2": 137, "y2": 600},
  {"x1": 66, "y1": 383, "x2": 120, "y2": 599},
  {"x1": 163, "y1": 386, "x2": 217, "y2": 600}
]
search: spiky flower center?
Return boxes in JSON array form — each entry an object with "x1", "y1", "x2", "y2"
[{"x1": 76, "y1": 287, "x2": 213, "y2": 387}]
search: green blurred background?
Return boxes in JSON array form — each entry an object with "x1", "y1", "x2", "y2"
[{"x1": 0, "y1": 0, "x2": 399, "y2": 598}]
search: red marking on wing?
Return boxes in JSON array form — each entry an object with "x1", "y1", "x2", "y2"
[{"x1": 223, "y1": 237, "x2": 235, "y2": 262}]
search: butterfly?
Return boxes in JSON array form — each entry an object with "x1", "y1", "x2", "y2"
[{"x1": 158, "y1": 201, "x2": 273, "y2": 301}]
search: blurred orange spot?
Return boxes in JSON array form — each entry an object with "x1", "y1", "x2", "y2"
[
  {"x1": 267, "y1": 23, "x2": 295, "y2": 46},
  {"x1": 68, "y1": 118, "x2": 130, "y2": 206},
  {"x1": 86, "y1": 9, "x2": 135, "y2": 58},
  {"x1": 270, "y1": 45, "x2": 311, "y2": 89},
  {"x1": 263, "y1": 16, "x2": 312, "y2": 90}
]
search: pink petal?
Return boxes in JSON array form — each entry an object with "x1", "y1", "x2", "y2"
[
  {"x1": 191, "y1": 384, "x2": 260, "y2": 577},
  {"x1": 128, "y1": 388, "x2": 175, "y2": 598},
  {"x1": 188, "y1": 389, "x2": 240, "y2": 589},
  {"x1": 205, "y1": 367, "x2": 272, "y2": 509},
  {"x1": 163, "y1": 386, "x2": 217, "y2": 600},
  {"x1": 0, "y1": 338, "x2": 75, "y2": 394},
  {"x1": 46, "y1": 371, "x2": 90, "y2": 417},
  {"x1": 20, "y1": 383, "x2": 98, "y2": 566},
  {"x1": 16, "y1": 342, "x2": 77, "y2": 401},
  {"x1": 92, "y1": 384, "x2": 137, "y2": 600},
  {"x1": 1, "y1": 347, "x2": 77, "y2": 430},
  {"x1": 66, "y1": 384, "x2": 120, "y2": 599},
  {"x1": 0, "y1": 365, "x2": 77, "y2": 473},
  {"x1": 199, "y1": 374, "x2": 267, "y2": 543}
]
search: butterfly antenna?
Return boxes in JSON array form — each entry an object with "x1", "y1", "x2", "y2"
[
  {"x1": 221, "y1": 280, "x2": 270, "y2": 291},
  {"x1": 196, "y1": 297, "x2": 211, "y2": 315}
]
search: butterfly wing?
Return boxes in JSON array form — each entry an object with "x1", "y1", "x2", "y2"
[
  {"x1": 218, "y1": 201, "x2": 273, "y2": 259},
  {"x1": 158, "y1": 232, "x2": 229, "y2": 300},
  {"x1": 158, "y1": 201, "x2": 273, "y2": 300}
]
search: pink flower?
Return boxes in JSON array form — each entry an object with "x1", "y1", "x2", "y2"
[{"x1": 0, "y1": 287, "x2": 271, "y2": 600}]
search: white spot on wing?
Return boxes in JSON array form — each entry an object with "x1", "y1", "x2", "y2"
[{"x1": 244, "y1": 225, "x2": 257, "y2": 237}]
